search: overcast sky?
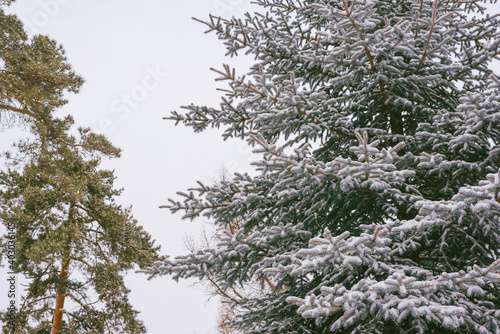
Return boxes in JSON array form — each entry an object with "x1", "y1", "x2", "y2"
[{"x1": 1, "y1": 1, "x2": 259, "y2": 333}]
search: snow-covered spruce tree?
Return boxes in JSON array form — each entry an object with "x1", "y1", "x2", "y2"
[{"x1": 144, "y1": 0, "x2": 500, "y2": 333}]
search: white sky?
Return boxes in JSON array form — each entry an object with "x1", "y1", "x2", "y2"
[
  {"x1": 1, "y1": 1, "x2": 499, "y2": 334},
  {"x1": 1, "y1": 1, "x2": 258, "y2": 333}
]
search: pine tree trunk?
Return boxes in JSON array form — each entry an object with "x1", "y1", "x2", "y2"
[
  {"x1": 52, "y1": 204, "x2": 75, "y2": 333},
  {"x1": 51, "y1": 260, "x2": 69, "y2": 333}
]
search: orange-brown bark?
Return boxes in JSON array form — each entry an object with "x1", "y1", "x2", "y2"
[{"x1": 51, "y1": 261, "x2": 69, "y2": 334}]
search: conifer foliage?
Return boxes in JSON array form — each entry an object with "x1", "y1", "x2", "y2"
[
  {"x1": 0, "y1": 1, "x2": 162, "y2": 332},
  {"x1": 0, "y1": 118, "x2": 161, "y2": 333},
  {"x1": 0, "y1": 3, "x2": 82, "y2": 132},
  {"x1": 146, "y1": 0, "x2": 500, "y2": 333}
]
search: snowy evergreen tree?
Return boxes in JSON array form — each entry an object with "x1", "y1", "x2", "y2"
[
  {"x1": 144, "y1": 0, "x2": 500, "y2": 333},
  {"x1": 0, "y1": 117, "x2": 162, "y2": 333}
]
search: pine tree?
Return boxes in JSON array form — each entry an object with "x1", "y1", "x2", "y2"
[
  {"x1": 144, "y1": 0, "x2": 499, "y2": 333},
  {"x1": 0, "y1": 1, "x2": 82, "y2": 132},
  {"x1": 0, "y1": 117, "x2": 162, "y2": 333},
  {"x1": 1, "y1": 1, "x2": 162, "y2": 332}
]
